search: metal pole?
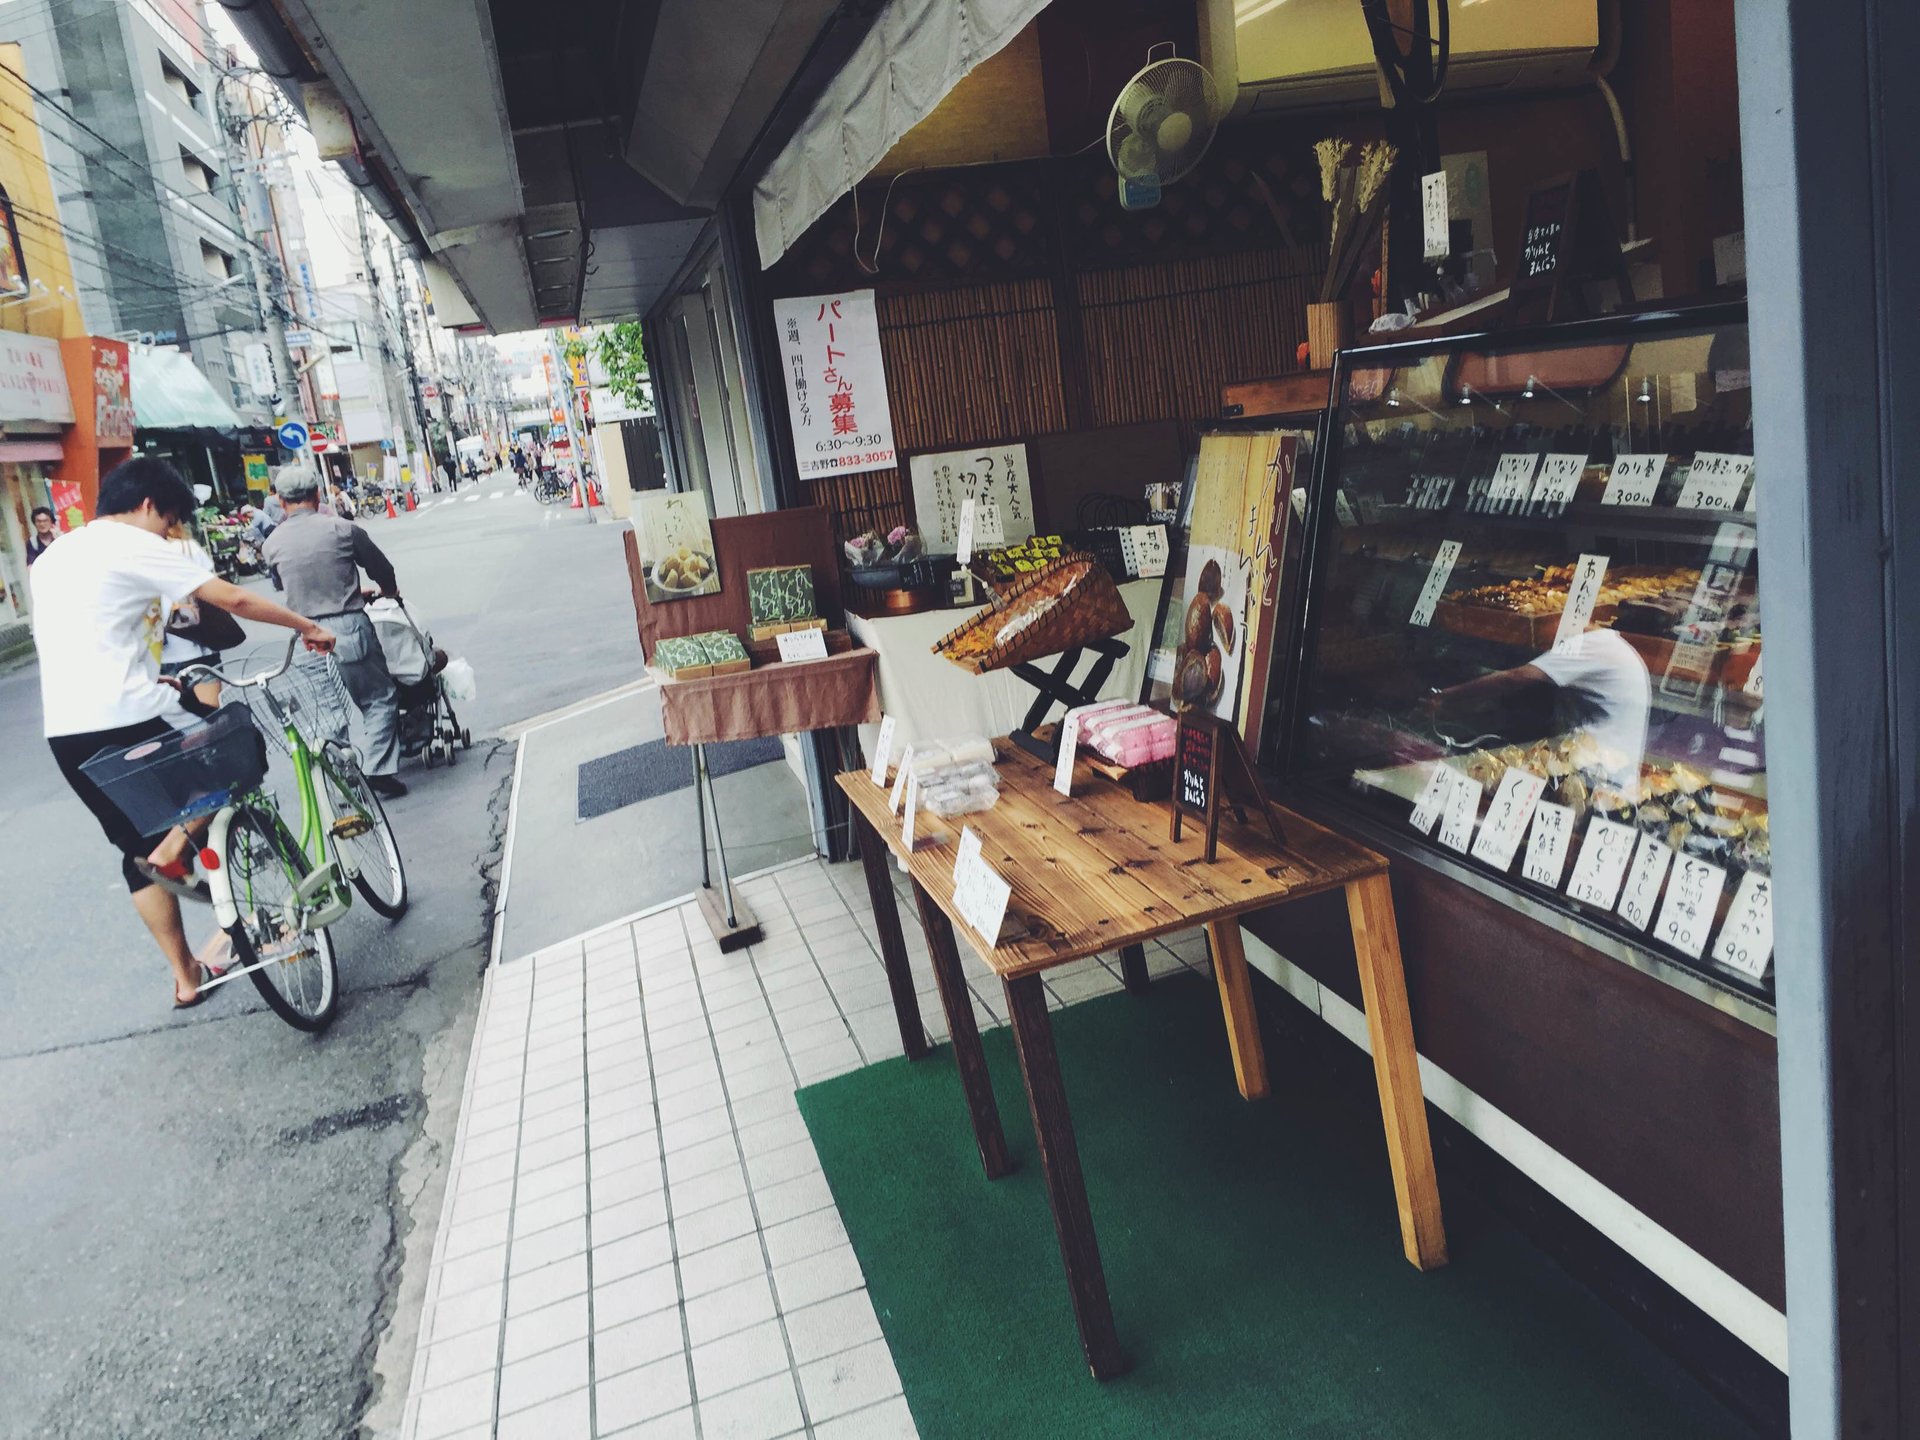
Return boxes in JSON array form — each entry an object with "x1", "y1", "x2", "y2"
[
  {"x1": 698, "y1": 745, "x2": 738, "y2": 928},
  {"x1": 213, "y1": 67, "x2": 301, "y2": 435},
  {"x1": 693, "y1": 743, "x2": 711, "y2": 890}
]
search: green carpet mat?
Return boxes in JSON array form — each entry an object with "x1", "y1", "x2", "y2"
[{"x1": 797, "y1": 974, "x2": 1755, "y2": 1440}]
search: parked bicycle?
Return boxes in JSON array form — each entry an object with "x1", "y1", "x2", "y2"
[
  {"x1": 532, "y1": 473, "x2": 571, "y2": 505},
  {"x1": 84, "y1": 637, "x2": 408, "y2": 1030}
]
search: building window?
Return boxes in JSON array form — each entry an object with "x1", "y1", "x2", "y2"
[
  {"x1": 0, "y1": 186, "x2": 27, "y2": 298},
  {"x1": 180, "y1": 148, "x2": 217, "y2": 194},
  {"x1": 200, "y1": 240, "x2": 233, "y2": 281},
  {"x1": 160, "y1": 54, "x2": 202, "y2": 111}
]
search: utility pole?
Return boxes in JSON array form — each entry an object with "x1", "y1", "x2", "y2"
[
  {"x1": 383, "y1": 230, "x2": 437, "y2": 477},
  {"x1": 356, "y1": 192, "x2": 423, "y2": 467},
  {"x1": 212, "y1": 64, "x2": 302, "y2": 436}
]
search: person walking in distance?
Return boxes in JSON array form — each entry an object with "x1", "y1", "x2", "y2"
[
  {"x1": 261, "y1": 466, "x2": 410, "y2": 799},
  {"x1": 26, "y1": 504, "x2": 58, "y2": 563},
  {"x1": 32, "y1": 458, "x2": 335, "y2": 1010}
]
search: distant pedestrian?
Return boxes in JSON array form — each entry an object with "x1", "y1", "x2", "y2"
[
  {"x1": 261, "y1": 466, "x2": 410, "y2": 799},
  {"x1": 32, "y1": 457, "x2": 334, "y2": 1010},
  {"x1": 26, "y1": 505, "x2": 57, "y2": 563}
]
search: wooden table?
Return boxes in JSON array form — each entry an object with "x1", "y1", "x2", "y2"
[{"x1": 836, "y1": 741, "x2": 1447, "y2": 1380}]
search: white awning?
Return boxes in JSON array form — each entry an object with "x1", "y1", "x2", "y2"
[{"x1": 752, "y1": 0, "x2": 1049, "y2": 269}]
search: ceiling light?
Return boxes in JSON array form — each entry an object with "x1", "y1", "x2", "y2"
[
  {"x1": 533, "y1": 255, "x2": 572, "y2": 265},
  {"x1": 1521, "y1": 375, "x2": 1538, "y2": 399},
  {"x1": 1637, "y1": 378, "x2": 1654, "y2": 404},
  {"x1": 1385, "y1": 387, "x2": 1401, "y2": 408},
  {"x1": 526, "y1": 228, "x2": 572, "y2": 240}
]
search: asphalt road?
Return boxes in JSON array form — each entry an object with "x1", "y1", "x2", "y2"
[{"x1": 0, "y1": 472, "x2": 641, "y2": 1438}]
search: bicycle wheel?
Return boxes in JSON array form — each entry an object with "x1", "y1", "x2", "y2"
[
  {"x1": 223, "y1": 806, "x2": 339, "y2": 1031},
  {"x1": 319, "y1": 751, "x2": 409, "y2": 918}
]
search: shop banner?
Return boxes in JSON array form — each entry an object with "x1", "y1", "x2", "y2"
[
  {"x1": 0, "y1": 332, "x2": 74, "y2": 424},
  {"x1": 243, "y1": 453, "x2": 271, "y2": 495},
  {"x1": 773, "y1": 289, "x2": 897, "y2": 478},
  {"x1": 50, "y1": 479, "x2": 83, "y2": 530},
  {"x1": 91, "y1": 339, "x2": 132, "y2": 444}
]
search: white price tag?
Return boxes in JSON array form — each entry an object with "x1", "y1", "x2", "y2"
[
  {"x1": 775, "y1": 627, "x2": 829, "y2": 662},
  {"x1": 1521, "y1": 801, "x2": 1576, "y2": 887},
  {"x1": 1615, "y1": 834, "x2": 1675, "y2": 931},
  {"x1": 1602, "y1": 452, "x2": 1666, "y2": 506},
  {"x1": 1436, "y1": 771, "x2": 1481, "y2": 853},
  {"x1": 1488, "y1": 453, "x2": 1540, "y2": 504},
  {"x1": 954, "y1": 824, "x2": 983, "y2": 883},
  {"x1": 1470, "y1": 769, "x2": 1547, "y2": 872},
  {"x1": 1125, "y1": 524, "x2": 1170, "y2": 578},
  {"x1": 1407, "y1": 763, "x2": 1453, "y2": 835},
  {"x1": 974, "y1": 497, "x2": 1005, "y2": 547},
  {"x1": 951, "y1": 840, "x2": 1012, "y2": 944},
  {"x1": 1654, "y1": 855, "x2": 1729, "y2": 959},
  {"x1": 1422, "y1": 169, "x2": 1450, "y2": 259},
  {"x1": 1053, "y1": 709, "x2": 1082, "y2": 797},
  {"x1": 888, "y1": 745, "x2": 913, "y2": 815},
  {"x1": 1290, "y1": 488, "x2": 1308, "y2": 522},
  {"x1": 901, "y1": 771, "x2": 920, "y2": 851},
  {"x1": 1334, "y1": 491, "x2": 1359, "y2": 527},
  {"x1": 1743, "y1": 651, "x2": 1764, "y2": 700},
  {"x1": 1550, "y1": 554, "x2": 1610, "y2": 655},
  {"x1": 1677, "y1": 452, "x2": 1753, "y2": 511},
  {"x1": 868, "y1": 715, "x2": 897, "y2": 787},
  {"x1": 1408, "y1": 539, "x2": 1462, "y2": 628},
  {"x1": 1712, "y1": 871, "x2": 1775, "y2": 978},
  {"x1": 1532, "y1": 453, "x2": 1586, "y2": 507},
  {"x1": 1566, "y1": 817, "x2": 1637, "y2": 907},
  {"x1": 956, "y1": 498, "x2": 977, "y2": 565}
]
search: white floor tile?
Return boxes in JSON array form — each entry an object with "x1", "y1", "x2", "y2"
[
  {"x1": 781, "y1": 1289, "x2": 884, "y2": 1366},
  {"x1": 694, "y1": 1369, "x2": 804, "y2": 1440},
  {"x1": 501, "y1": 1290, "x2": 589, "y2": 1365},
  {"x1": 772, "y1": 1244, "x2": 866, "y2": 1313},
  {"x1": 689, "y1": 1317, "x2": 791, "y2": 1400},
  {"x1": 496, "y1": 1335, "x2": 588, "y2": 1417},
  {"x1": 811, "y1": 1395, "x2": 919, "y2": 1439},
  {"x1": 683, "y1": 1272, "x2": 778, "y2": 1347},
  {"x1": 595, "y1": 1352, "x2": 693, "y2": 1433},
  {"x1": 798, "y1": 1337, "x2": 903, "y2": 1425}
]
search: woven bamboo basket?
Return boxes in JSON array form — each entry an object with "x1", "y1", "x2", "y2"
[{"x1": 931, "y1": 552, "x2": 1133, "y2": 674}]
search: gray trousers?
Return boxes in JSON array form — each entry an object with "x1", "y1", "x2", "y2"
[{"x1": 297, "y1": 611, "x2": 401, "y2": 776}]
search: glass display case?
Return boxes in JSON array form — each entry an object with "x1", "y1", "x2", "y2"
[{"x1": 1274, "y1": 304, "x2": 1771, "y2": 1007}]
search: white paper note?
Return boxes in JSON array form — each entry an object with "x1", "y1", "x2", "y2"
[
  {"x1": 952, "y1": 845, "x2": 1012, "y2": 945},
  {"x1": 869, "y1": 715, "x2": 897, "y2": 787},
  {"x1": 954, "y1": 824, "x2": 983, "y2": 883},
  {"x1": 1422, "y1": 169, "x2": 1450, "y2": 259},
  {"x1": 1567, "y1": 817, "x2": 1637, "y2": 907},
  {"x1": 1712, "y1": 871, "x2": 1775, "y2": 978},
  {"x1": 1053, "y1": 709, "x2": 1082, "y2": 797},
  {"x1": 1488, "y1": 453, "x2": 1540, "y2": 504},
  {"x1": 901, "y1": 771, "x2": 919, "y2": 851},
  {"x1": 1408, "y1": 540, "x2": 1463, "y2": 628},
  {"x1": 1521, "y1": 801, "x2": 1576, "y2": 887},
  {"x1": 1436, "y1": 771, "x2": 1481, "y2": 853},
  {"x1": 955, "y1": 498, "x2": 977, "y2": 566},
  {"x1": 1677, "y1": 452, "x2": 1753, "y2": 511},
  {"x1": 888, "y1": 745, "x2": 913, "y2": 815},
  {"x1": 1532, "y1": 453, "x2": 1586, "y2": 507},
  {"x1": 1615, "y1": 834, "x2": 1675, "y2": 930},
  {"x1": 1550, "y1": 554, "x2": 1610, "y2": 655},
  {"x1": 775, "y1": 628, "x2": 829, "y2": 662},
  {"x1": 1654, "y1": 855, "x2": 1729, "y2": 958},
  {"x1": 1408, "y1": 763, "x2": 1453, "y2": 835},
  {"x1": 1290, "y1": 488, "x2": 1308, "y2": 522},
  {"x1": 1470, "y1": 769, "x2": 1548, "y2": 872},
  {"x1": 1602, "y1": 453, "x2": 1666, "y2": 506}
]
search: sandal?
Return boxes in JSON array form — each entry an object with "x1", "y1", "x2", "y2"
[{"x1": 173, "y1": 960, "x2": 226, "y2": 1010}]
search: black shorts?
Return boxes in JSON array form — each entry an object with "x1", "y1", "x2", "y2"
[{"x1": 48, "y1": 717, "x2": 179, "y2": 893}]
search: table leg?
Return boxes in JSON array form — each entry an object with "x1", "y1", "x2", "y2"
[
  {"x1": 1205, "y1": 919, "x2": 1269, "y2": 1101},
  {"x1": 1345, "y1": 871, "x2": 1449, "y2": 1270},
  {"x1": 1118, "y1": 943, "x2": 1150, "y2": 995},
  {"x1": 1003, "y1": 973, "x2": 1126, "y2": 1381},
  {"x1": 911, "y1": 880, "x2": 1012, "y2": 1179},
  {"x1": 852, "y1": 811, "x2": 929, "y2": 1061}
]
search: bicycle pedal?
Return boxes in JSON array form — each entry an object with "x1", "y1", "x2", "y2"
[{"x1": 332, "y1": 816, "x2": 373, "y2": 839}]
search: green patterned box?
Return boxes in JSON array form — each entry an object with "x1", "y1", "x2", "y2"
[
  {"x1": 746, "y1": 565, "x2": 816, "y2": 626},
  {"x1": 653, "y1": 630, "x2": 749, "y2": 678}
]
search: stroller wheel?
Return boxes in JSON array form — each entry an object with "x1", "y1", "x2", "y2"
[{"x1": 461, "y1": 728, "x2": 472, "y2": 749}]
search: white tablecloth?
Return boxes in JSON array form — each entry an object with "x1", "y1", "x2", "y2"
[{"x1": 849, "y1": 578, "x2": 1163, "y2": 758}]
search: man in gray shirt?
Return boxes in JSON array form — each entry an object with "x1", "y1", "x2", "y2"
[{"x1": 262, "y1": 466, "x2": 408, "y2": 797}]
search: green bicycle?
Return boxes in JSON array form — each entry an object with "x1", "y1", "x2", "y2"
[{"x1": 178, "y1": 637, "x2": 409, "y2": 1029}]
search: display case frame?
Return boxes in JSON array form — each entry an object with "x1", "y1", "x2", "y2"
[{"x1": 1269, "y1": 302, "x2": 1773, "y2": 1031}]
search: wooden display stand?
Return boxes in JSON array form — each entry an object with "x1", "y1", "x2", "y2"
[{"x1": 1168, "y1": 712, "x2": 1284, "y2": 861}]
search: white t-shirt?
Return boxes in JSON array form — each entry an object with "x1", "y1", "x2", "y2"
[
  {"x1": 1531, "y1": 629, "x2": 1652, "y2": 791},
  {"x1": 30, "y1": 520, "x2": 213, "y2": 736}
]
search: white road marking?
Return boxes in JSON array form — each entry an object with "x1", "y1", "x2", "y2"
[{"x1": 463, "y1": 495, "x2": 480, "y2": 503}]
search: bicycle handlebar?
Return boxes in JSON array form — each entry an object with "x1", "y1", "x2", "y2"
[{"x1": 174, "y1": 633, "x2": 300, "y2": 692}]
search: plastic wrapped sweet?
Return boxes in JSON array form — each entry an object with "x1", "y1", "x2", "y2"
[{"x1": 905, "y1": 735, "x2": 1002, "y2": 816}]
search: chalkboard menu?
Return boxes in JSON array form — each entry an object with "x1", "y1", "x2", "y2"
[
  {"x1": 1170, "y1": 712, "x2": 1284, "y2": 863},
  {"x1": 1505, "y1": 169, "x2": 1625, "y2": 327},
  {"x1": 1518, "y1": 180, "x2": 1573, "y2": 283},
  {"x1": 1177, "y1": 716, "x2": 1215, "y2": 818}
]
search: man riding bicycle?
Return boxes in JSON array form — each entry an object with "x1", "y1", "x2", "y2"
[{"x1": 32, "y1": 458, "x2": 335, "y2": 1010}]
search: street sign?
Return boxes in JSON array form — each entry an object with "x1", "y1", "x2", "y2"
[
  {"x1": 276, "y1": 420, "x2": 309, "y2": 450},
  {"x1": 283, "y1": 329, "x2": 314, "y2": 349},
  {"x1": 422, "y1": 383, "x2": 440, "y2": 401},
  {"x1": 310, "y1": 428, "x2": 332, "y2": 454}
]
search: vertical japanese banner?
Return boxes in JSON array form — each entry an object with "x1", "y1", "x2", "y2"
[{"x1": 772, "y1": 290, "x2": 897, "y2": 477}]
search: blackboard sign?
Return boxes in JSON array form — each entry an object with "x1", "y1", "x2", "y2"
[
  {"x1": 1504, "y1": 169, "x2": 1626, "y2": 327},
  {"x1": 1177, "y1": 716, "x2": 1215, "y2": 817},
  {"x1": 1169, "y1": 713, "x2": 1284, "y2": 862},
  {"x1": 1518, "y1": 181, "x2": 1572, "y2": 283}
]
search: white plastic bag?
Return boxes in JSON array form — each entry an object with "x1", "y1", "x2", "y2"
[{"x1": 441, "y1": 657, "x2": 478, "y2": 702}]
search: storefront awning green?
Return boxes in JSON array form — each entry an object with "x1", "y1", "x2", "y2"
[{"x1": 130, "y1": 347, "x2": 242, "y2": 432}]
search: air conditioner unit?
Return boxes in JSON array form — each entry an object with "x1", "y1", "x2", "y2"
[{"x1": 1199, "y1": 0, "x2": 1600, "y2": 117}]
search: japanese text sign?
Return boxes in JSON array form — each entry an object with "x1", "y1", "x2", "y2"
[
  {"x1": 773, "y1": 290, "x2": 897, "y2": 478},
  {"x1": 909, "y1": 443, "x2": 1034, "y2": 554}
]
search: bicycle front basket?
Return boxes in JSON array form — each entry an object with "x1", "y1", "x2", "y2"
[{"x1": 81, "y1": 704, "x2": 270, "y2": 838}]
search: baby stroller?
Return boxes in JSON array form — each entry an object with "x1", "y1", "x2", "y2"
[{"x1": 367, "y1": 599, "x2": 472, "y2": 767}]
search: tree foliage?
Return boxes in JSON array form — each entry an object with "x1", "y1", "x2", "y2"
[{"x1": 591, "y1": 321, "x2": 652, "y2": 412}]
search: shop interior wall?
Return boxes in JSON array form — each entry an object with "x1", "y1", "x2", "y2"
[{"x1": 761, "y1": 0, "x2": 1741, "y2": 546}]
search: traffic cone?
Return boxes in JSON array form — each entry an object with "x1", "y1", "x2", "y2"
[
  {"x1": 586, "y1": 478, "x2": 602, "y2": 507},
  {"x1": 569, "y1": 478, "x2": 583, "y2": 509},
  {"x1": 386, "y1": 491, "x2": 398, "y2": 520},
  {"x1": 404, "y1": 487, "x2": 416, "y2": 512}
]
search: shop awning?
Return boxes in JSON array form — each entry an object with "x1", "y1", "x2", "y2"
[
  {"x1": 752, "y1": 0, "x2": 1049, "y2": 268},
  {"x1": 130, "y1": 347, "x2": 243, "y2": 432}
]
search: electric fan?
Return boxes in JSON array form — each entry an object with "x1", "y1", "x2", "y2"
[{"x1": 1106, "y1": 47, "x2": 1219, "y2": 212}]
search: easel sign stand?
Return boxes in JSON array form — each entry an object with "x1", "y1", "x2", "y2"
[
  {"x1": 1170, "y1": 712, "x2": 1285, "y2": 862},
  {"x1": 690, "y1": 741, "x2": 762, "y2": 951},
  {"x1": 1007, "y1": 637, "x2": 1130, "y2": 765}
]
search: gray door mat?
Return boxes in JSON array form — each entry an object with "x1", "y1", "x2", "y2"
[{"x1": 577, "y1": 736, "x2": 786, "y2": 821}]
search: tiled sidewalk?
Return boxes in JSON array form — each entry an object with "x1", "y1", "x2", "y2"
[{"x1": 401, "y1": 856, "x2": 1211, "y2": 1440}]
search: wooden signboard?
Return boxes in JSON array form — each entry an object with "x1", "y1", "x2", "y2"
[
  {"x1": 1169, "y1": 712, "x2": 1285, "y2": 862},
  {"x1": 1504, "y1": 170, "x2": 1629, "y2": 328}
]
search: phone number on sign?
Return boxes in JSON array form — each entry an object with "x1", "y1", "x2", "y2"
[{"x1": 801, "y1": 451, "x2": 896, "y2": 473}]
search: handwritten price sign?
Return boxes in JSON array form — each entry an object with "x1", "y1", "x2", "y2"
[{"x1": 1602, "y1": 453, "x2": 1666, "y2": 506}]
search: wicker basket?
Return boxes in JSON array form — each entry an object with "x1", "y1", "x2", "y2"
[{"x1": 932, "y1": 552, "x2": 1133, "y2": 674}]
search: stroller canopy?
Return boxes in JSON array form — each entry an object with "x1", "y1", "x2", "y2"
[{"x1": 367, "y1": 600, "x2": 434, "y2": 685}]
